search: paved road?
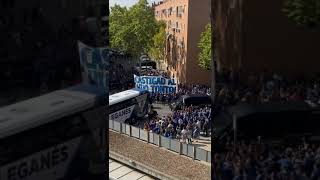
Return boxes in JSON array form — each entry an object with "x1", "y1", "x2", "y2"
[
  {"x1": 152, "y1": 103, "x2": 172, "y2": 117},
  {"x1": 135, "y1": 103, "x2": 171, "y2": 128}
]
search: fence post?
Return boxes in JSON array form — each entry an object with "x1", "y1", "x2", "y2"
[
  {"x1": 147, "y1": 131, "x2": 150, "y2": 143},
  {"x1": 179, "y1": 142, "x2": 182, "y2": 155},
  {"x1": 119, "y1": 122, "x2": 122, "y2": 134},
  {"x1": 129, "y1": 125, "x2": 132, "y2": 137},
  {"x1": 138, "y1": 128, "x2": 140, "y2": 139},
  {"x1": 193, "y1": 146, "x2": 196, "y2": 160},
  {"x1": 158, "y1": 135, "x2": 161, "y2": 147},
  {"x1": 206, "y1": 151, "x2": 208, "y2": 162}
]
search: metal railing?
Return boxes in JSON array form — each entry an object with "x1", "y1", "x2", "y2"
[{"x1": 109, "y1": 120, "x2": 211, "y2": 163}]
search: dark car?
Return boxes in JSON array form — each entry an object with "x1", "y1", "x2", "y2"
[
  {"x1": 170, "y1": 94, "x2": 211, "y2": 110},
  {"x1": 139, "y1": 60, "x2": 157, "y2": 70}
]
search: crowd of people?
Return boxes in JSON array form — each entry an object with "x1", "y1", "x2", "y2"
[
  {"x1": 108, "y1": 60, "x2": 213, "y2": 142},
  {"x1": 144, "y1": 105, "x2": 211, "y2": 143},
  {"x1": 109, "y1": 61, "x2": 135, "y2": 94},
  {"x1": 108, "y1": 57, "x2": 320, "y2": 180},
  {"x1": 212, "y1": 70, "x2": 320, "y2": 179},
  {"x1": 216, "y1": 71, "x2": 320, "y2": 108},
  {"x1": 141, "y1": 69, "x2": 212, "y2": 141},
  {"x1": 147, "y1": 84, "x2": 211, "y2": 106},
  {"x1": 142, "y1": 72, "x2": 212, "y2": 142},
  {"x1": 213, "y1": 137, "x2": 320, "y2": 180},
  {"x1": 137, "y1": 67, "x2": 171, "y2": 78}
]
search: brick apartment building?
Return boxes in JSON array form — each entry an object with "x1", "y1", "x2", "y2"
[
  {"x1": 212, "y1": 0, "x2": 320, "y2": 80},
  {"x1": 153, "y1": 0, "x2": 211, "y2": 85}
]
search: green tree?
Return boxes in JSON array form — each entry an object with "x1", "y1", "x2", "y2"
[
  {"x1": 109, "y1": 5, "x2": 130, "y2": 51},
  {"x1": 198, "y1": 23, "x2": 212, "y2": 70},
  {"x1": 149, "y1": 21, "x2": 166, "y2": 62},
  {"x1": 283, "y1": 0, "x2": 320, "y2": 28},
  {"x1": 109, "y1": 0, "x2": 159, "y2": 57}
]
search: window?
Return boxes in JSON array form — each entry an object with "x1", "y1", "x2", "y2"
[
  {"x1": 175, "y1": 22, "x2": 180, "y2": 33},
  {"x1": 162, "y1": 9, "x2": 167, "y2": 17},
  {"x1": 168, "y1": 7, "x2": 172, "y2": 16},
  {"x1": 176, "y1": 6, "x2": 179, "y2": 17},
  {"x1": 176, "y1": 6, "x2": 184, "y2": 18}
]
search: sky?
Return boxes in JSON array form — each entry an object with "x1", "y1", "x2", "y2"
[{"x1": 110, "y1": 0, "x2": 162, "y2": 8}]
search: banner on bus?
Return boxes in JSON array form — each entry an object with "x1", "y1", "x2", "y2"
[
  {"x1": 78, "y1": 41, "x2": 110, "y2": 91},
  {"x1": 109, "y1": 105, "x2": 135, "y2": 123},
  {"x1": 133, "y1": 75, "x2": 177, "y2": 94}
]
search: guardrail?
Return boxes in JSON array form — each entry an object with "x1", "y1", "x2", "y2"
[{"x1": 109, "y1": 120, "x2": 211, "y2": 163}]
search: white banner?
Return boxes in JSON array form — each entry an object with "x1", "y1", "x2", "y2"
[
  {"x1": 109, "y1": 105, "x2": 135, "y2": 123},
  {"x1": 133, "y1": 75, "x2": 178, "y2": 94},
  {"x1": 1, "y1": 137, "x2": 82, "y2": 180}
]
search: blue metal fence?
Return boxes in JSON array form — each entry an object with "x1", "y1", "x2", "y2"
[{"x1": 109, "y1": 120, "x2": 211, "y2": 163}]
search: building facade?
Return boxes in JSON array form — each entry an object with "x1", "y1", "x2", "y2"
[
  {"x1": 212, "y1": 0, "x2": 320, "y2": 80},
  {"x1": 153, "y1": 0, "x2": 211, "y2": 85}
]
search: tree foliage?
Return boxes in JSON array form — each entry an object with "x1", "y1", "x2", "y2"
[
  {"x1": 198, "y1": 23, "x2": 212, "y2": 70},
  {"x1": 109, "y1": 0, "x2": 160, "y2": 57},
  {"x1": 149, "y1": 21, "x2": 166, "y2": 62},
  {"x1": 283, "y1": 0, "x2": 320, "y2": 28}
]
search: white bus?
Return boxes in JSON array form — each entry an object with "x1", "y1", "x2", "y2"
[
  {"x1": 109, "y1": 88, "x2": 151, "y2": 125},
  {"x1": 0, "y1": 84, "x2": 107, "y2": 180}
]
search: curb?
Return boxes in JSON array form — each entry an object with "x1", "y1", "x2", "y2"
[{"x1": 109, "y1": 151, "x2": 180, "y2": 180}]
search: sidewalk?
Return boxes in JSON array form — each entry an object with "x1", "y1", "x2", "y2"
[{"x1": 109, "y1": 130, "x2": 211, "y2": 180}]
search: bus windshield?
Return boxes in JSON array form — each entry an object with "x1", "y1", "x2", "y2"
[{"x1": 109, "y1": 88, "x2": 150, "y2": 125}]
